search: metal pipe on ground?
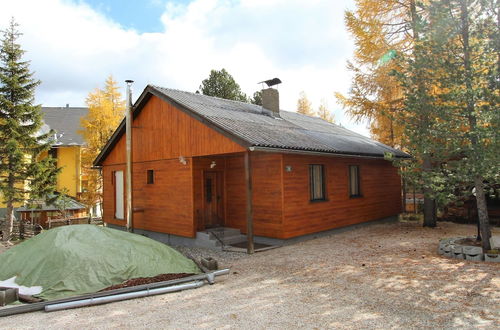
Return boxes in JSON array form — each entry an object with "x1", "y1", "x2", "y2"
[
  {"x1": 45, "y1": 281, "x2": 204, "y2": 312},
  {"x1": 0, "y1": 269, "x2": 230, "y2": 317}
]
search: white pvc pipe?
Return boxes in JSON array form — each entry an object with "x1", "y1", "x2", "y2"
[{"x1": 45, "y1": 281, "x2": 204, "y2": 312}]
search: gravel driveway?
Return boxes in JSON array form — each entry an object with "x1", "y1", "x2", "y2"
[{"x1": 0, "y1": 220, "x2": 498, "y2": 329}]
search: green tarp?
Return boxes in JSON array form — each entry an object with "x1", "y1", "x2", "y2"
[{"x1": 0, "y1": 225, "x2": 200, "y2": 300}]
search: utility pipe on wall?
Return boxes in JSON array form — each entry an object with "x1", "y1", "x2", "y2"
[
  {"x1": 125, "y1": 80, "x2": 134, "y2": 232},
  {"x1": 244, "y1": 151, "x2": 254, "y2": 254}
]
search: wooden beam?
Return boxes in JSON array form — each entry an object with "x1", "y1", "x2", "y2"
[
  {"x1": 125, "y1": 80, "x2": 134, "y2": 232},
  {"x1": 244, "y1": 151, "x2": 254, "y2": 254}
]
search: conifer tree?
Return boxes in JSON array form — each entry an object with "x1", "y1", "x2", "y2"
[
  {"x1": 0, "y1": 19, "x2": 58, "y2": 241},
  {"x1": 79, "y1": 76, "x2": 125, "y2": 216},
  {"x1": 297, "y1": 91, "x2": 315, "y2": 116},
  {"x1": 199, "y1": 69, "x2": 248, "y2": 102},
  {"x1": 393, "y1": 0, "x2": 499, "y2": 248},
  {"x1": 317, "y1": 99, "x2": 334, "y2": 123}
]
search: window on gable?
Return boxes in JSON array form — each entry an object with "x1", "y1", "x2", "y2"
[
  {"x1": 309, "y1": 164, "x2": 326, "y2": 201},
  {"x1": 349, "y1": 165, "x2": 361, "y2": 197},
  {"x1": 147, "y1": 170, "x2": 154, "y2": 184}
]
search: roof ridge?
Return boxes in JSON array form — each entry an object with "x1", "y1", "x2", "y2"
[{"x1": 150, "y1": 84, "x2": 264, "y2": 109}]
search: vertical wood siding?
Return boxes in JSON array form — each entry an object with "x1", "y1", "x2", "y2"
[{"x1": 101, "y1": 95, "x2": 245, "y2": 166}]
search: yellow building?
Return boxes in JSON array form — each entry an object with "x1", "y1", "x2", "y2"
[{"x1": 41, "y1": 106, "x2": 88, "y2": 198}]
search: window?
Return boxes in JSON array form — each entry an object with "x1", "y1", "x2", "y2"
[
  {"x1": 349, "y1": 165, "x2": 361, "y2": 197},
  {"x1": 114, "y1": 170, "x2": 124, "y2": 219},
  {"x1": 147, "y1": 170, "x2": 154, "y2": 184},
  {"x1": 309, "y1": 165, "x2": 326, "y2": 201}
]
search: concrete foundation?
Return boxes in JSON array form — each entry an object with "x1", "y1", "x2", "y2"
[{"x1": 107, "y1": 216, "x2": 398, "y2": 250}]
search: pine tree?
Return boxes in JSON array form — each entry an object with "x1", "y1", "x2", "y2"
[
  {"x1": 250, "y1": 90, "x2": 262, "y2": 106},
  {"x1": 297, "y1": 91, "x2": 315, "y2": 116},
  {"x1": 317, "y1": 99, "x2": 334, "y2": 123},
  {"x1": 199, "y1": 69, "x2": 248, "y2": 102},
  {"x1": 393, "y1": 0, "x2": 499, "y2": 247},
  {"x1": 0, "y1": 19, "x2": 58, "y2": 241},
  {"x1": 79, "y1": 76, "x2": 125, "y2": 216}
]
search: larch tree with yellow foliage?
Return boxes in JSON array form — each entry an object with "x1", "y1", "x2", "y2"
[
  {"x1": 336, "y1": 0, "x2": 422, "y2": 148},
  {"x1": 79, "y1": 76, "x2": 125, "y2": 216},
  {"x1": 317, "y1": 99, "x2": 334, "y2": 123},
  {"x1": 297, "y1": 91, "x2": 315, "y2": 116}
]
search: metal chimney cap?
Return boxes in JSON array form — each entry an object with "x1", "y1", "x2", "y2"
[
  {"x1": 125, "y1": 79, "x2": 134, "y2": 84},
  {"x1": 258, "y1": 78, "x2": 282, "y2": 87}
]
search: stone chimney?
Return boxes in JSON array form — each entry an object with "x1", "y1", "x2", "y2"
[{"x1": 262, "y1": 88, "x2": 280, "y2": 118}]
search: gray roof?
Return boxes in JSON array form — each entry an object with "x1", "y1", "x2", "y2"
[
  {"x1": 94, "y1": 85, "x2": 408, "y2": 166},
  {"x1": 41, "y1": 107, "x2": 88, "y2": 146},
  {"x1": 17, "y1": 196, "x2": 86, "y2": 212}
]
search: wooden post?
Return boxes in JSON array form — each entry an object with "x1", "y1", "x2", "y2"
[
  {"x1": 125, "y1": 80, "x2": 134, "y2": 232},
  {"x1": 244, "y1": 151, "x2": 254, "y2": 254}
]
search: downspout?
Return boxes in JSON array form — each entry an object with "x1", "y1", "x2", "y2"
[
  {"x1": 125, "y1": 80, "x2": 134, "y2": 232},
  {"x1": 244, "y1": 150, "x2": 254, "y2": 254}
]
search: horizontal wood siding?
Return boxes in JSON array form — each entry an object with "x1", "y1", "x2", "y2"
[
  {"x1": 225, "y1": 153, "x2": 284, "y2": 238},
  {"x1": 282, "y1": 154, "x2": 401, "y2": 238},
  {"x1": 102, "y1": 159, "x2": 195, "y2": 237},
  {"x1": 102, "y1": 95, "x2": 246, "y2": 166}
]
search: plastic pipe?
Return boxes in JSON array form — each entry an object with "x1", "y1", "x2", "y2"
[{"x1": 45, "y1": 281, "x2": 204, "y2": 312}]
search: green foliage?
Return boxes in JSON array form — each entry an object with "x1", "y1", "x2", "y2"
[
  {"x1": 250, "y1": 90, "x2": 262, "y2": 106},
  {"x1": 0, "y1": 18, "x2": 59, "y2": 239},
  {"x1": 392, "y1": 0, "x2": 499, "y2": 214},
  {"x1": 199, "y1": 69, "x2": 248, "y2": 102}
]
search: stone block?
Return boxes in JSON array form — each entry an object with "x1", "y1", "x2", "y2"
[
  {"x1": 484, "y1": 253, "x2": 500, "y2": 263},
  {"x1": 463, "y1": 246, "x2": 483, "y2": 256},
  {"x1": 442, "y1": 245, "x2": 452, "y2": 257},
  {"x1": 465, "y1": 253, "x2": 483, "y2": 261},
  {"x1": 201, "y1": 257, "x2": 218, "y2": 270},
  {"x1": 490, "y1": 236, "x2": 500, "y2": 249},
  {"x1": 0, "y1": 287, "x2": 19, "y2": 306}
]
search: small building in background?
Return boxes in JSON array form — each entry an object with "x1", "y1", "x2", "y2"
[{"x1": 17, "y1": 196, "x2": 88, "y2": 229}]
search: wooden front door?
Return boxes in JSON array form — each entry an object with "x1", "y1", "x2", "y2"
[{"x1": 203, "y1": 171, "x2": 223, "y2": 228}]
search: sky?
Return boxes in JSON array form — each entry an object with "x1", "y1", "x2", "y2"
[{"x1": 1, "y1": 0, "x2": 370, "y2": 136}]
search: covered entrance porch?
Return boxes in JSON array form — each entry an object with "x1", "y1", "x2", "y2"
[{"x1": 192, "y1": 152, "x2": 255, "y2": 253}]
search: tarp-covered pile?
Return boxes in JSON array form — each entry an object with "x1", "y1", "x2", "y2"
[{"x1": 0, "y1": 225, "x2": 200, "y2": 300}]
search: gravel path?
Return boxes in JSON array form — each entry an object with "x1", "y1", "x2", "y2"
[{"x1": 0, "y1": 220, "x2": 499, "y2": 329}]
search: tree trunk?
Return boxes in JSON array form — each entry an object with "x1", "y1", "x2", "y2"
[
  {"x1": 474, "y1": 176, "x2": 491, "y2": 250},
  {"x1": 459, "y1": 0, "x2": 492, "y2": 248},
  {"x1": 422, "y1": 157, "x2": 437, "y2": 227},
  {"x1": 2, "y1": 203, "x2": 14, "y2": 241},
  {"x1": 402, "y1": 175, "x2": 407, "y2": 213}
]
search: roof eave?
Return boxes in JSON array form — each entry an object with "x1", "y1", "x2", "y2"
[{"x1": 249, "y1": 146, "x2": 411, "y2": 160}]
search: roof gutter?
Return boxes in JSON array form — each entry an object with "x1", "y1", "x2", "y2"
[{"x1": 248, "y1": 146, "x2": 409, "y2": 160}]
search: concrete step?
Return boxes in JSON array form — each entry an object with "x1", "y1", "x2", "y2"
[
  {"x1": 220, "y1": 234, "x2": 247, "y2": 245},
  {"x1": 195, "y1": 227, "x2": 246, "y2": 248}
]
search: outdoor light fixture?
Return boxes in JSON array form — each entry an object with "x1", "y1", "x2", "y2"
[
  {"x1": 285, "y1": 165, "x2": 292, "y2": 172},
  {"x1": 179, "y1": 156, "x2": 187, "y2": 165},
  {"x1": 210, "y1": 161, "x2": 216, "y2": 169}
]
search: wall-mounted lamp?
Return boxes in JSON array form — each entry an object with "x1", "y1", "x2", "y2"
[
  {"x1": 285, "y1": 165, "x2": 292, "y2": 172},
  {"x1": 179, "y1": 156, "x2": 187, "y2": 165},
  {"x1": 210, "y1": 161, "x2": 217, "y2": 169}
]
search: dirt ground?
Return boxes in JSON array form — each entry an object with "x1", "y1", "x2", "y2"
[{"x1": 0, "y1": 220, "x2": 499, "y2": 329}]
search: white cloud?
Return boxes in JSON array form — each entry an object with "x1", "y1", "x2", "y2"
[{"x1": 0, "y1": 0, "x2": 370, "y2": 136}]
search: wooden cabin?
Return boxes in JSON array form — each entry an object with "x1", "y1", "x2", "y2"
[
  {"x1": 94, "y1": 85, "x2": 409, "y2": 246},
  {"x1": 17, "y1": 197, "x2": 87, "y2": 229}
]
